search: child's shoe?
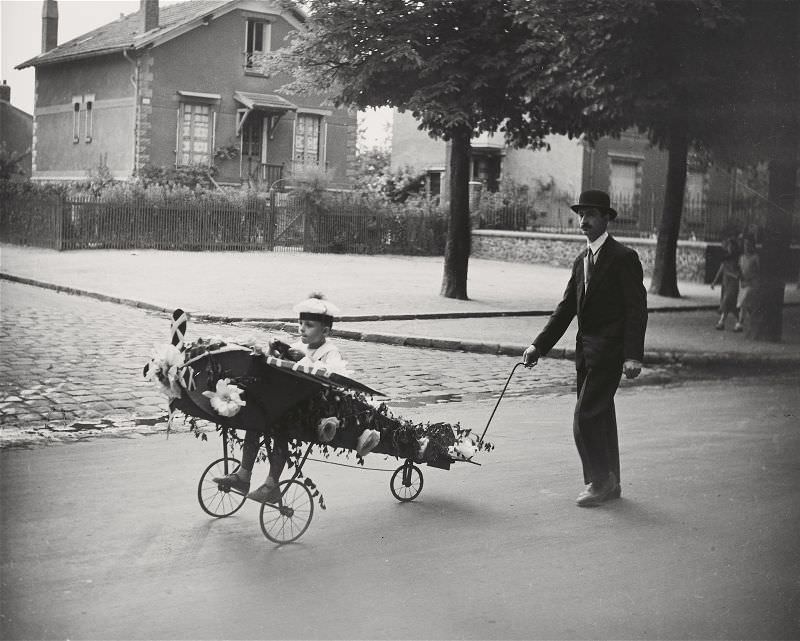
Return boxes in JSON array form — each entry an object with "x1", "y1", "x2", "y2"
[
  {"x1": 734, "y1": 322, "x2": 743, "y2": 332},
  {"x1": 357, "y1": 429, "x2": 381, "y2": 457},
  {"x1": 247, "y1": 482, "x2": 282, "y2": 504},
  {"x1": 715, "y1": 321, "x2": 725, "y2": 330},
  {"x1": 212, "y1": 472, "x2": 250, "y2": 494}
]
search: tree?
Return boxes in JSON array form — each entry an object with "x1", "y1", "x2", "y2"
[
  {"x1": 513, "y1": 0, "x2": 749, "y2": 297},
  {"x1": 0, "y1": 142, "x2": 30, "y2": 180},
  {"x1": 260, "y1": 0, "x2": 542, "y2": 299},
  {"x1": 674, "y1": 1, "x2": 799, "y2": 340}
]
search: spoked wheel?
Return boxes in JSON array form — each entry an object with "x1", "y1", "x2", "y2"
[
  {"x1": 390, "y1": 461, "x2": 424, "y2": 502},
  {"x1": 197, "y1": 457, "x2": 248, "y2": 518},
  {"x1": 259, "y1": 479, "x2": 315, "y2": 544}
]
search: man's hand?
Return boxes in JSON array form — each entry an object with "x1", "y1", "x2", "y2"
[
  {"x1": 523, "y1": 344, "x2": 540, "y2": 368},
  {"x1": 623, "y1": 359, "x2": 642, "y2": 379}
]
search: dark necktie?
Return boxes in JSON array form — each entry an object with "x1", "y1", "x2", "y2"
[{"x1": 586, "y1": 249, "x2": 595, "y2": 288}]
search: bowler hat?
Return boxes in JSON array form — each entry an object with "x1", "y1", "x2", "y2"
[{"x1": 571, "y1": 190, "x2": 618, "y2": 220}]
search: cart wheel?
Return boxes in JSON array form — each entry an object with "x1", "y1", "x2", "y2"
[
  {"x1": 259, "y1": 479, "x2": 315, "y2": 544},
  {"x1": 390, "y1": 461, "x2": 424, "y2": 502},
  {"x1": 197, "y1": 457, "x2": 248, "y2": 518}
]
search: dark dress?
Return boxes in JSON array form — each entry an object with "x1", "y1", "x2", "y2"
[{"x1": 712, "y1": 259, "x2": 740, "y2": 315}]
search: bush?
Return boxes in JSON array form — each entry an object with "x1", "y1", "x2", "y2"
[{"x1": 137, "y1": 164, "x2": 219, "y2": 190}]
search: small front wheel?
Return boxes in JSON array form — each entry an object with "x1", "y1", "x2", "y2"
[
  {"x1": 390, "y1": 461, "x2": 424, "y2": 502},
  {"x1": 197, "y1": 457, "x2": 247, "y2": 518},
  {"x1": 259, "y1": 479, "x2": 314, "y2": 544}
]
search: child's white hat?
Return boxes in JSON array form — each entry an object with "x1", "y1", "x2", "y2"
[{"x1": 293, "y1": 293, "x2": 340, "y2": 323}]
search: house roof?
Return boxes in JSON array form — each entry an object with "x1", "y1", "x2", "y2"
[
  {"x1": 0, "y1": 99, "x2": 33, "y2": 122},
  {"x1": 234, "y1": 91, "x2": 297, "y2": 111},
  {"x1": 16, "y1": 0, "x2": 305, "y2": 70}
]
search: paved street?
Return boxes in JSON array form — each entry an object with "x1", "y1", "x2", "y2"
[
  {"x1": 1, "y1": 269, "x2": 799, "y2": 640},
  {"x1": 2, "y1": 378, "x2": 798, "y2": 640}
]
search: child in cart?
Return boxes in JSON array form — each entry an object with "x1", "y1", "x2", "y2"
[{"x1": 213, "y1": 294, "x2": 379, "y2": 503}]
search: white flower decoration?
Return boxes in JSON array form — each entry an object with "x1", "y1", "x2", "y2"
[
  {"x1": 449, "y1": 436, "x2": 478, "y2": 461},
  {"x1": 144, "y1": 343, "x2": 184, "y2": 399},
  {"x1": 316, "y1": 416, "x2": 340, "y2": 443},
  {"x1": 202, "y1": 378, "x2": 247, "y2": 417}
]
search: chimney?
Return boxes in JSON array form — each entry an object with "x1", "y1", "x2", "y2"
[
  {"x1": 141, "y1": 0, "x2": 159, "y2": 32},
  {"x1": 41, "y1": 0, "x2": 58, "y2": 53},
  {"x1": 0, "y1": 80, "x2": 10, "y2": 103}
]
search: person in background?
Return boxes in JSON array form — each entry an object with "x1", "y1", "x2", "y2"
[
  {"x1": 711, "y1": 237, "x2": 741, "y2": 330},
  {"x1": 735, "y1": 235, "x2": 760, "y2": 332}
]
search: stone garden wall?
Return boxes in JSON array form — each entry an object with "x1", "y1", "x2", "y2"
[{"x1": 472, "y1": 229, "x2": 709, "y2": 282}]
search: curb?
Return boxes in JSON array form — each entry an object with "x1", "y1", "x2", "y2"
[
  {"x1": 240, "y1": 321, "x2": 800, "y2": 370},
  {"x1": 4, "y1": 271, "x2": 800, "y2": 369}
]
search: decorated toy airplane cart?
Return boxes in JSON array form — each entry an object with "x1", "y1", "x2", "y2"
[{"x1": 144, "y1": 310, "x2": 496, "y2": 544}]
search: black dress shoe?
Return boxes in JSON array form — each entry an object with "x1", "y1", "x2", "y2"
[{"x1": 607, "y1": 484, "x2": 622, "y2": 500}]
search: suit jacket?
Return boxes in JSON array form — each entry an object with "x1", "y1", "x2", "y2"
[{"x1": 533, "y1": 236, "x2": 648, "y2": 369}]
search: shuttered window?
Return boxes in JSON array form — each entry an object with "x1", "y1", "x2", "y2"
[
  {"x1": 294, "y1": 114, "x2": 321, "y2": 167},
  {"x1": 179, "y1": 103, "x2": 211, "y2": 165}
]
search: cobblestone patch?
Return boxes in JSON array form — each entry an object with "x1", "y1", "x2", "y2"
[{"x1": 0, "y1": 280, "x2": 673, "y2": 448}]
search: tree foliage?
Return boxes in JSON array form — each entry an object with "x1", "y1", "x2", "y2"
[
  {"x1": 263, "y1": 0, "x2": 546, "y2": 299},
  {"x1": 0, "y1": 142, "x2": 30, "y2": 180},
  {"x1": 513, "y1": 0, "x2": 750, "y2": 297}
]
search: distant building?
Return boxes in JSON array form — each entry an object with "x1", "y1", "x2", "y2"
[
  {"x1": 0, "y1": 81, "x2": 34, "y2": 179},
  {"x1": 16, "y1": 0, "x2": 357, "y2": 188},
  {"x1": 391, "y1": 110, "x2": 742, "y2": 236}
]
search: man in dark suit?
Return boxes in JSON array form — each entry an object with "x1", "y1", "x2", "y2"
[{"x1": 523, "y1": 190, "x2": 648, "y2": 507}]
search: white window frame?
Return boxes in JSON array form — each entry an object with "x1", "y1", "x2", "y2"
[
  {"x1": 245, "y1": 19, "x2": 272, "y2": 69},
  {"x1": 72, "y1": 95, "x2": 81, "y2": 143},
  {"x1": 241, "y1": 115, "x2": 264, "y2": 161},
  {"x1": 292, "y1": 112, "x2": 327, "y2": 170},
  {"x1": 608, "y1": 154, "x2": 643, "y2": 219},
  {"x1": 684, "y1": 169, "x2": 707, "y2": 222},
  {"x1": 177, "y1": 102, "x2": 214, "y2": 166},
  {"x1": 84, "y1": 93, "x2": 95, "y2": 143}
]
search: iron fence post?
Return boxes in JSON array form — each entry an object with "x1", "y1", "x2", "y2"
[{"x1": 54, "y1": 195, "x2": 65, "y2": 250}]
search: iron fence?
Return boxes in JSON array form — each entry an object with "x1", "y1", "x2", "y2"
[
  {"x1": 0, "y1": 190, "x2": 447, "y2": 255},
  {"x1": 0, "y1": 191, "x2": 64, "y2": 249},
  {"x1": 7, "y1": 186, "x2": 789, "y2": 254},
  {"x1": 474, "y1": 191, "x2": 798, "y2": 242}
]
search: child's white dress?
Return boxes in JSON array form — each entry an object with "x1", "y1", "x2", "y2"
[{"x1": 289, "y1": 339, "x2": 350, "y2": 376}]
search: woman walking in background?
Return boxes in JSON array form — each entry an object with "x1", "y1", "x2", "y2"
[{"x1": 736, "y1": 235, "x2": 760, "y2": 332}]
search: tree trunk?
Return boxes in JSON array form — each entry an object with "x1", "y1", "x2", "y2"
[
  {"x1": 747, "y1": 2, "x2": 799, "y2": 342},
  {"x1": 649, "y1": 117, "x2": 689, "y2": 298},
  {"x1": 748, "y1": 159, "x2": 797, "y2": 341},
  {"x1": 440, "y1": 126, "x2": 472, "y2": 300}
]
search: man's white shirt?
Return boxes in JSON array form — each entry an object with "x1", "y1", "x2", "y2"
[{"x1": 584, "y1": 231, "x2": 609, "y2": 293}]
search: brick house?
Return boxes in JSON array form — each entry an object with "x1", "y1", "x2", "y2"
[
  {"x1": 0, "y1": 81, "x2": 34, "y2": 179},
  {"x1": 16, "y1": 0, "x2": 357, "y2": 188},
  {"x1": 391, "y1": 110, "x2": 741, "y2": 237}
]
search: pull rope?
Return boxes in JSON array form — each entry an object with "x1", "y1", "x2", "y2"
[{"x1": 305, "y1": 457, "x2": 398, "y2": 472}]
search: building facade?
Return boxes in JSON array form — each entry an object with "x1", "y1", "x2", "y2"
[
  {"x1": 17, "y1": 0, "x2": 357, "y2": 188},
  {"x1": 391, "y1": 110, "x2": 747, "y2": 237},
  {"x1": 0, "y1": 81, "x2": 34, "y2": 179}
]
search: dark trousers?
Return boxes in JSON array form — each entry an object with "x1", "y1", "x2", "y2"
[{"x1": 574, "y1": 364, "x2": 621, "y2": 486}]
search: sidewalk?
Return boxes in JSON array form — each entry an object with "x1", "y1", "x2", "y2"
[{"x1": 2, "y1": 243, "x2": 799, "y2": 366}]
